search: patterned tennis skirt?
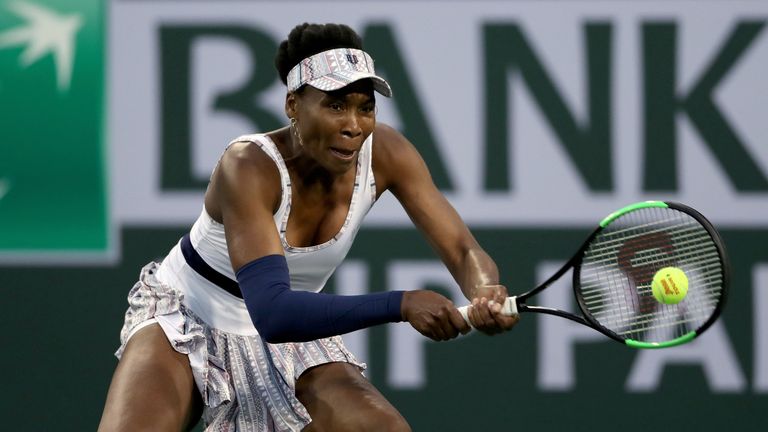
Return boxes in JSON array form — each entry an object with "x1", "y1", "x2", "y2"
[{"x1": 115, "y1": 262, "x2": 367, "y2": 431}]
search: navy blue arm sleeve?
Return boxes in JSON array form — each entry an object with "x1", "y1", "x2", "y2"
[{"x1": 236, "y1": 254, "x2": 405, "y2": 343}]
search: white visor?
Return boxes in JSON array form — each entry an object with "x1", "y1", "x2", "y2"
[{"x1": 286, "y1": 48, "x2": 392, "y2": 97}]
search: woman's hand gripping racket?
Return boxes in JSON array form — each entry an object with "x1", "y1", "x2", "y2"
[{"x1": 458, "y1": 201, "x2": 729, "y2": 349}]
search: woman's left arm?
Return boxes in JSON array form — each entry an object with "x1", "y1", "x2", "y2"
[{"x1": 373, "y1": 124, "x2": 518, "y2": 334}]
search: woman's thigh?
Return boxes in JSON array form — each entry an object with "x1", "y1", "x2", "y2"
[
  {"x1": 98, "y1": 323, "x2": 202, "y2": 432},
  {"x1": 296, "y1": 362, "x2": 411, "y2": 432}
]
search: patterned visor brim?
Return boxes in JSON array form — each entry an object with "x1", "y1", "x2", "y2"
[{"x1": 286, "y1": 48, "x2": 392, "y2": 97}]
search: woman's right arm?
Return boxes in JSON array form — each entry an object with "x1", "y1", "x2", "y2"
[{"x1": 207, "y1": 141, "x2": 285, "y2": 269}]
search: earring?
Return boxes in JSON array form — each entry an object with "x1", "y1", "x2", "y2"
[{"x1": 290, "y1": 117, "x2": 304, "y2": 148}]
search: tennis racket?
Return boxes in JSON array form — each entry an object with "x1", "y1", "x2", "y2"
[{"x1": 457, "y1": 201, "x2": 729, "y2": 349}]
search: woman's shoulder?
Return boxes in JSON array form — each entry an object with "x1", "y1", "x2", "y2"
[
  {"x1": 372, "y1": 123, "x2": 408, "y2": 148},
  {"x1": 371, "y1": 123, "x2": 413, "y2": 163},
  {"x1": 223, "y1": 129, "x2": 287, "y2": 170},
  {"x1": 221, "y1": 140, "x2": 278, "y2": 172},
  {"x1": 206, "y1": 132, "x2": 285, "y2": 221},
  {"x1": 371, "y1": 123, "x2": 426, "y2": 192},
  {"x1": 214, "y1": 131, "x2": 286, "y2": 194}
]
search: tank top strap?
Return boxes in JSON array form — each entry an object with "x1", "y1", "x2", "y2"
[{"x1": 228, "y1": 133, "x2": 292, "y2": 223}]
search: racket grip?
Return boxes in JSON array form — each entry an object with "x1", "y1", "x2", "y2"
[{"x1": 457, "y1": 296, "x2": 518, "y2": 328}]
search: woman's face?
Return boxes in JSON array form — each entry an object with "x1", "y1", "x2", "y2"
[{"x1": 288, "y1": 80, "x2": 376, "y2": 175}]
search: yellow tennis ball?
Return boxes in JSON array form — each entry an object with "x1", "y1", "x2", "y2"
[{"x1": 651, "y1": 267, "x2": 689, "y2": 304}]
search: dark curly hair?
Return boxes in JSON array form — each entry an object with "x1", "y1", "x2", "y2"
[{"x1": 274, "y1": 23, "x2": 363, "y2": 85}]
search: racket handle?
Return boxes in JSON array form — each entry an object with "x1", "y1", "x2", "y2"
[{"x1": 457, "y1": 296, "x2": 519, "y2": 328}]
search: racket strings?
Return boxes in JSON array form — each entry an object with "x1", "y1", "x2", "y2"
[
  {"x1": 584, "y1": 225, "x2": 708, "y2": 263},
  {"x1": 581, "y1": 258, "x2": 722, "y2": 294},
  {"x1": 582, "y1": 272, "x2": 722, "y2": 308},
  {"x1": 593, "y1": 217, "x2": 697, "y2": 243},
  {"x1": 580, "y1": 256, "x2": 723, "y2": 286},
  {"x1": 578, "y1": 207, "x2": 724, "y2": 343}
]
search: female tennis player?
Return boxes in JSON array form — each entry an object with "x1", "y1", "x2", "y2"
[{"x1": 98, "y1": 23, "x2": 518, "y2": 432}]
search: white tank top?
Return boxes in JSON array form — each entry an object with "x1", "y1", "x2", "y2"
[{"x1": 156, "y1": 133, "x2": 377, "y2": 335}]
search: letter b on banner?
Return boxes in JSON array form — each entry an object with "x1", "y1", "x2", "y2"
[{"x1": 160, "y1": 25, "x2": 282, "y2": 190}]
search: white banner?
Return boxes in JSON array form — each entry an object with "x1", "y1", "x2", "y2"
[{"x1": 110, "y1": 1, "x2": 768, "y2": 227}]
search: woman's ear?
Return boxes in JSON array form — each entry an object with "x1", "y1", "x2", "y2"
[{"x1": 285, "y1": 92, "x2": 297, "y2": 119}]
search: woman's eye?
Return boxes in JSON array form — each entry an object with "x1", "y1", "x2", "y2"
[{"x1": 329, "y1": 103, "x2": 343, "y2": 111}]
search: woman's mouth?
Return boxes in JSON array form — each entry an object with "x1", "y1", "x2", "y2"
[{"x1": 329, "y1": 147, "x2": 357, "y2": 161}]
